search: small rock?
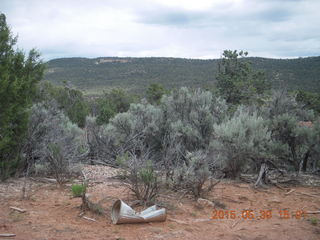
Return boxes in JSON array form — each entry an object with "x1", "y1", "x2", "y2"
[
  {"x1": 197, "y1": 198, "x2": 215, "y2": 208},
  {"x1": 238, "y1": 196, "x2": 249, "y2": 201},
  {"x1": 149, "y1": 227, "x2": 163, "y2": 234},
  {"x1": 268, "y1": 197, "x2": 281, "y2": 204}
]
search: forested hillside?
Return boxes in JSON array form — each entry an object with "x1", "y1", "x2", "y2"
[{"x1": 43, "y1": 56, "x2": 320, "y2": 94}]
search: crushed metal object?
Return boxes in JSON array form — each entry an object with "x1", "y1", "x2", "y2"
[{"x1": 111, "y1": 199, "x2": 166, "y2": 224}]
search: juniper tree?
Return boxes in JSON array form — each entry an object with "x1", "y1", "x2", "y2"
[
  {"x1": 96, "y1": 88, "x2": 136, "y2": 125},
  {"x1": 262, "y1": 90, "x2": 316, "y2": 173},
  {"x1": 270, "y1": 113, "x2": 318, "y2": 173},
  {"x1": 146, "y1": 83, "x2": 167, "y2": 105},
  {"x1": 0, "y1": 13, "x2": 45, "y2": 180},
  {"x1": 37, "y1": 81, "x2": 89, "y2": 128}
]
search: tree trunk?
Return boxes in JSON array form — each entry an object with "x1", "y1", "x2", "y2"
[
  {"x1": 255, "y1": 163, "x2": 268, "y2": 187},
  {"x1": 301, "y1": 150, "x2": 310, "y2": 172},
  {"x1": 290, "y1": 144, "x2": 299, "y2": 172}
]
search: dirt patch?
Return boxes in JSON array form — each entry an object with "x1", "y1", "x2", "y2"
[{"x1": 0, "y1": 173, "x2": 319, "y2": 240}]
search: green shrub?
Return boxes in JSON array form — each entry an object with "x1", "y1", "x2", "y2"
[
  {"x1": 139, "y1": 167, "x2": 156, "y2": 184},
  {"x1": 309, "y1": 217, "x2": 318, "y2": 226},
  {"x1": 211, "y1": 106, "x2": 272, "y2": 179},
  {"x1": 23, "y1": 102, "x2": 87, "y2": 183},
  {"x1": 71, "y1": 184, "x2": 86, "y2": 197},
  {"x1": 118, "y1": 152, "x2": 160, "y2": 204},
  {"x1": 173, "y1": 151, "x2": 216, "y2": 198}
]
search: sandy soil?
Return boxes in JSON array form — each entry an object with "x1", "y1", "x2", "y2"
[{"x1": 0, "y1": 168, "x2": 319, "y2": 240}]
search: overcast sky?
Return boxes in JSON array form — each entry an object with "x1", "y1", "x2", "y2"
[{"x1": 1, "y1": 0, "x2": 320, "y2": 60}]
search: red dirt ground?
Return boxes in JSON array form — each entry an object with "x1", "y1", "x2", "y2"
[{"x1": 0, "y1": 176, "x2": 320, "y2": 240}]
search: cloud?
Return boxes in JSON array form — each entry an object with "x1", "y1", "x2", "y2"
[
  {"x1": 1, "y1": 0, "x2": 319, "y2": 60},
  {"x1": 138, "y1": 11, "x2": 204, "y2": 26},
  {"x1": 137, "y1": 2, "x2": 294, "y2": 27}
]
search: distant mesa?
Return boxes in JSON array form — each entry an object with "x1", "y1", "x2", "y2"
[{"x1": 43, "y1": 56, "x2": 320, "y2": 95}]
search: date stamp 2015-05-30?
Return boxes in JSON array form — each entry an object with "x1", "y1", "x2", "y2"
[{"x1": 211, "y1": 209, "x2": 307, "y2": 220}]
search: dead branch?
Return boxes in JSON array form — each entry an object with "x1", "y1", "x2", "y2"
[
  {"x1": 222, "y1": 196, "x2": 243, "y2": 203},
  {"x1": 82, "y1": 216, "x2": 97, "y2": 222},
  {"x1": 285, "y1": 189, "x2": 295, "y2": 195},
  {"x1": 230, "y1": 219, "x2": 241, "y2": 229},
  {"x1": 0, "y1": 233, "x2": 16, "y2": 237},
  {"x1": 30, "y1": 177, "x2": 57, "y2": 183},
  {"x1": 89, "y1": 160, "x2": 112, "y2": 166},
  {"x1": 167, "y1": 218, "x2": 188, "y2": 225},
  {"x1": 306, "y1": 211, "x2": 320, "y2": 214},
  {"x1": 81, "y1": 193, "x2": 105, "y2": 215},
  {"x1": 208, "y1": 180, "x2": 221, "y2": 191},
  {"x1": 295, "y1": 192, "x2": 320, "y2": 198},
  {"x1": 273, "y1": 183, "x2": 290, "y2": 190},
  {"x1": 78, "y1": 212, "x2": 85, "y2": 217},
  {"x1": 177, "y1": 190, "x2": 188, "y2": 204},
  {"x1": 266, "y1": 160, "x2": 285, "y2": 176},
  {"x1": 277, "y1": 179, "x2": 301, "y2": 185},
  {"x1": 239, "y1": 175, "x2": 254, "y2": 183},
  {"x1": 9, "y1": 206, "x2": 26, "y2": 213}
]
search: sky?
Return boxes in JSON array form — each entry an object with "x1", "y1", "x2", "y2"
[{"x1": 1, "y1": 0, "x2": 320, "y2": 60}]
